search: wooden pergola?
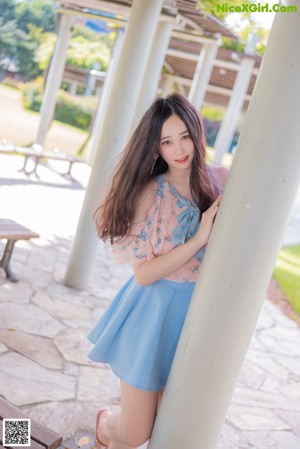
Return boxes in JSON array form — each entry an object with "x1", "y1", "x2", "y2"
[{"x1": 58, "y1": 0, "x2": 262, "y2": 111}]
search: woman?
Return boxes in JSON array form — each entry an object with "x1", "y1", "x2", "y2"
[{"x1": 88, "y1": 94, "x2": 223, "y2": 449}]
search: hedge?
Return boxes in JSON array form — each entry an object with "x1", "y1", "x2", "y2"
[{"x1": 22, "y1": 77, "x2": 97, "y2": 130}]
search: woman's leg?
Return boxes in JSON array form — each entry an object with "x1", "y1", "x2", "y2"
[{"x1": 98, "y1": 380, "x2": 160, "y2": 448}]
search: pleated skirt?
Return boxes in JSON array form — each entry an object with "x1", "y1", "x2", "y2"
[{"x1": 87, "y1": 275, "x2": 195, "y2": 391}]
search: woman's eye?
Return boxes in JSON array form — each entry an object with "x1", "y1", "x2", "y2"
[
  {"x1": 182, "y1": 134, "x2": 190, "y2": 140},
  {"x1": 162, "y1": 140, "x2": 171, "y2": 145}
]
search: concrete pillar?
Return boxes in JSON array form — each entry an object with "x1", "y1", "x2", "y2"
[
  {"x1": 64, "y1": 0, "x2": 164, "y2": 289},
  {"x1": 131, "y1": 19, "x2": 173, "y2": 131},
  {"x1": 68, "y1": 82, "x2": 78, "y2": 96},
  {"x1": 34, "y1": 13, "x2": 74, "y2": 147},
  {"x1": 213, "y1": 57, "x2": 255, "y2": 165},
  {"x1": 85, "y1": 62, "x2": 101, "y2": 96},
  {"x1": 149, "y1": 3, "x2": 300, "y2": 449},
  {"x1": 85, "y1": 30, "x2": 125, "y2": 166},
  {"x1": 188, "y1": 40, "x2": 219, "y2": 111}
]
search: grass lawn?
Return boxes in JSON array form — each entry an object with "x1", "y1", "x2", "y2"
[{"x1": 273, "y1": 244, "x2": 300, "y2": 315}]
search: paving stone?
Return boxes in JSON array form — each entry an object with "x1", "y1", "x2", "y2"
[
  {"x1": 261, "y1": 373, "x2": 287, "y2": 393},
  {"x1": 77, "y1": 365, "x2": 119, "y2": 401},
  {"x1": 227, "y1": 404, "x2": 288, "y2": 430},
  {"x1": 54, "y1": 329, "x2": 95, "y2": 365},
  {"x1": 91, "y1": 263, "x2": 112, "y2": 281},
  {"x1": 275, "y1": 410, "x2": 300, "y2": 438},
  {"x1": 88, "y1": 277, "x2": 118, "y2": 295},
  {"x1": 46, "y1": 283, "x2": 97, "y2": 308},
  {"x1": 276, "y1": 354, "x2": 300, "y2": 377},
  {"x1": 0, "y1": 281, "x2": 33, "y2": 303},
  {"x1": 266, "y1": 301, "x2": 299, "y2": 329},
  {"x1": 246, "y1": 351, "x2": 290, "y2": 380},
  {"x1": 0, "y1": 329, "x2": 63, "y2": 369},
  {"x1": 88, "y1": 285, "x2": 119, "y2": 301},
  {"x1": 278, "y1": 381, "x2": 300, "y2": 402},
  {"x1": 22, "y1": 401, "x2": 118, "y2": 437},
  {"x1": 62, "y1": 431, "x2": 95, "y2": 449},
  {"x1": 64, "y1": 362, "x2": 80, "y2": 376},
  {"x1": 0, "y1": 352, "x2": 76, "y2": 406},
  {"x1": 32, "y1": 291, "x2": 91, "y2": 320},
  {"x1": 53, "y1": 261, "x2": 67, "y2": 282},
  {"x1": 237, "y1": 359, "x2": 265, "y2": 390},
  {"x1": 12, "y1": 261, "x2": 52, "y2": 288},
  {"x1": 260, "y1": 324, "x2": 300, "y2": 339},
  {"x1": 258, "y1": 333, "x2": 300, "y2": 357},
  {"x1": 0, "y1": 342, "x2": 8, "y2": 353},
  {"x1": 9, "y1": 243, "x2": 30, "y2": 263},
  {"x1": 62, "y1": 318, "x2": 94, "y2": 329},
  {"x1": 28, "y1": 248, "x2": 56, "y2": 273},
  {"x1": 242, "y1": 430, "x2": 300, "y2": 449},
  {"x1": 216, "y1": 422, "x2": 242, "y2": 449},
  {"x1": 0, "y1": 303, "x2": 65, "y2": 337},
  {"x1": 232, "y1": 387, "x2": 300, "y2": 412},
  {"x1": 256, "y1": 303, "x2": 276, "y2": 329}
]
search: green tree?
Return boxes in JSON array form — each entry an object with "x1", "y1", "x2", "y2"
[
  {"x1": 198, "y1": 0, "x2": 252, "y2": 22},
  {"x1": 0, "y1": 18, "x2": 39, "y2": 80},
  {"x1": 66, "y1": 24, "x2": 116, "y2": 70},
  {"x1": 15, "y1": 0, "x2": 55, "y2": 33},
  {"x1": 0, "y1": 0, "x2": 15, "y2": 22},
  {"x1": 198, "y1": 0, "x2": 269, "y2": 55},
  {"x1": 0, "y1": 0, "x2": 55, "y2": 80}
]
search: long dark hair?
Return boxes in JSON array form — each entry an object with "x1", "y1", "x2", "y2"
[{"x1": 95, "y1": 93, "x2": 218, "y2": 242}]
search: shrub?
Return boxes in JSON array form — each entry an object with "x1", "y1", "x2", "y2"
[{"x1": 21, "y1": 77, "x2": 97, "y2": 130}]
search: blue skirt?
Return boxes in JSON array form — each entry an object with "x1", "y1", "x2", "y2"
[{"x1": 87, "y1": 276, "x2": 195, "y2": 391}]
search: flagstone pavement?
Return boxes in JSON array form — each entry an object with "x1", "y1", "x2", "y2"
[{"x1": 0, "y1": 154, "x2": 299, "y2": 449}]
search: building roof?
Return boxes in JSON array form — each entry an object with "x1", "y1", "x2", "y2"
[
  {"x1": 58, "y1": 0, "x2": 237, "y2": 39},
  {"x1": 57, "y1": 0, "x2": 261, "y2": 110}
]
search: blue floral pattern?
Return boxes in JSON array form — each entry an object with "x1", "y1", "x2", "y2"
[{"x1": 111, "y1": 174, "x2": 207, "y2": 282}]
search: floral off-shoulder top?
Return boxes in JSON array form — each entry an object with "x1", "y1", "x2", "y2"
[{"x1": 112, "y1": 171, "x2": 223, "y2": 283}]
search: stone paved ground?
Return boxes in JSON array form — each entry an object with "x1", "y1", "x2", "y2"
[{"x1": 0, "y1": 154, "x2": 299, "y2": 449}]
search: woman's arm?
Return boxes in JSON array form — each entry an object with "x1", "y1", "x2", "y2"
[{"x1": 134, "y1": 195, "x2": 221, "y2": 286}]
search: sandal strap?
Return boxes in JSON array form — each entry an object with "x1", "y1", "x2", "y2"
[{"x1": 95, "y1": 407, "x2": 111, "y2": 448}]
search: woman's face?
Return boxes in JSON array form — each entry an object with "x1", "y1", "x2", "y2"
[{"x1": 159, "y1": 114, "x2": 194, "y2": 173}]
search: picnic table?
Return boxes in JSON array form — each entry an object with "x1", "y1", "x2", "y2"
[{"x1": 0, "y1": 219, "x2": 39, "y2": 282}]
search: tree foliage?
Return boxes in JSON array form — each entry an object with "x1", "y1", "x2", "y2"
[
  {"x1": 15, "y1": 0, "x2": 55, "y2": 33},
  {"x1": 198, "y1": 0, "x2": 269, "y2": 55},
  {"x1": 0, "y1": 1, "x2": 116, "y2": 80},
  {"x1": 66, "y1": 25, "x2": 116, "y2": 71},
  {"x1": 0, "y1": 0, "x2": 55, "y2": 80}
]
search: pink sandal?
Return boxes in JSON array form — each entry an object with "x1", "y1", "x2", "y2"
[{"x1": 95, "y1": 406, "x2": 111, "y2": 449}]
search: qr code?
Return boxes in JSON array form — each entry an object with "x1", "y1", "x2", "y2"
[{"x1": 3, "y1": 419, "x2": 31, "y2": 446}]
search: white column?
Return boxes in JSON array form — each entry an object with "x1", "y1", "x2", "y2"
[
  {"x1": 68, "y1": 82, "x2": 78, "y2": 96},
  {"x1": 64, "y1": 0, "x2": 164, "y2": 289},
  {"x1": 149, "y1": 3, "x2": 300, "y2": 449},
  {"x1": 85, "y1": 62, "x2": 101, "y2": 96},
  {"x1": 85, "y1": 30, "x2": 125, "y2": 166},
  {"x1": 213, "y1": 57, "x2": 255, "y2": 165},
  {"x1": 130, "y1": 19, "x2": 173, "y2": 131},
  {"x1": 188, "y1": 40, "x2": 219, "y2": 111},
  {"x1": 34, "y1": 13, "x2": 74, "y2": 147}
]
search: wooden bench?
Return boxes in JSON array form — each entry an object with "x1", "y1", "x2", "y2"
[
  {"x1": 0, "y1": 219, "x2": 39, "y2": 283},
  {"x1": 0, "y1": 143, "x2": 84, "y2": 178},
  {"x1": 0, "y1": 397, "x2": 63, "y2": 449}
]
